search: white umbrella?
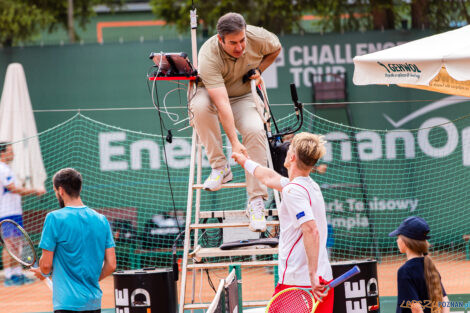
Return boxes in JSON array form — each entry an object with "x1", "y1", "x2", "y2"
[
  {"x1": 353, "y1": 25, "x2": 470, "y2": 97},
  {"x1": 0, "y1": 63, "x2": 47, "y2": 189}
]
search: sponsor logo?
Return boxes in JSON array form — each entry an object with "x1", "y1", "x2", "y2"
[
  {"x1": 322, "y1": 96, "x2": 470, "y2": 167},
  {"x1": 377, "y1": 61, "x2": 422, "y2": 73},
  {"x1": 400, "y1": 300, "x2": 470, "y2": 313},
  {"x1": 98, "y1": 96, "x2": 470, "y2": 173}
]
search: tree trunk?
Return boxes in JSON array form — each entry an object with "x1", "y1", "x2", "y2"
[
  {"x1": 411, "y1": 0, "x2": 429, "y2": 29},
  {"x1": 371, "y1": 0, "x2": 395, "y2": 30},
  {"x1": 68, "y1": 0, "x2": 76, "y2": 43},
  {"x1": 2, "y1": 38, "x2": 13, "y2": 47}
]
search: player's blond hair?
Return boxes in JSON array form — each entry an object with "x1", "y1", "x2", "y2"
[{"x1": 290, "y1": 132, "x2": 326, "y2": 171}]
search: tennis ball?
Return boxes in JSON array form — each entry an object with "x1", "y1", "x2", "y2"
[{"x1": 27, "y1": 256, "x2": 32, "y2": 261}]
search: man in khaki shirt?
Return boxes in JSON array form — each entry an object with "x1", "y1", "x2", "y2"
[{"x1": 190, "y1": 12, "x2": 281, "y2": 232}]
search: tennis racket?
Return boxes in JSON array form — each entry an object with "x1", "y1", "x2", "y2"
[
  {"x1": 0, "y1": 219, "x2": 53, "y2": 290},
  {"x1": 266, "y1": 265, "x2": 361, "y2": 313}
]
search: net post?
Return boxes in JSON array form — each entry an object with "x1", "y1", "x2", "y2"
[{"x1": 229, "y1": 265, "x2": 243, "y2": 313}]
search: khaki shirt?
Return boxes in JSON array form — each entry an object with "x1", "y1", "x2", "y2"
[{"x1": 198, "y1": 25, "x2": 281, "y2": 97}]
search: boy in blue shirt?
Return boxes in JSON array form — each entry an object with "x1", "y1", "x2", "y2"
[{"x1": 31, "y1": 168, "x2": 116, "y2": 313}]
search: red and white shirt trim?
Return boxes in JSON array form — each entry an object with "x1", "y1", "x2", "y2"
[{"x1": 278, "y1": 176, "x2": 332, "y2": 285}]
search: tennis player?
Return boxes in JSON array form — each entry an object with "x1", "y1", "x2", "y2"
[
  {"x1": 389, "y1": 216, "x2": 450, "y2": 313},
  {"x1": 0, "y1": 142, "x2": 45, "y2": 286},
  {"x1": 232, "y1": 132, "x2": 334, "y2": 312},
  {"x1": 31, "y1": 168, "x2": 116, "y2": 313}
]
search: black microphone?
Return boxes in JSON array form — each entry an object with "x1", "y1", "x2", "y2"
[{"x1": 290, "y1": 83, "x2": 298, "y2": 104}]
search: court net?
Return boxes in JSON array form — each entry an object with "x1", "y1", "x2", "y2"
[{"x1": 1, "y1": 111, "x2": 469, "y2": 311}]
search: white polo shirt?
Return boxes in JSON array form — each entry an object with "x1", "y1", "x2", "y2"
[
  {"x1": 278, "y1": 176, "x2": 332, "y2": 286},
  {"x1": 0, "y1": 162, "x2": 22, "y2": 218}
]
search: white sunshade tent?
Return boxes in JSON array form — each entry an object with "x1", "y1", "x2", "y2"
[
  {"x1": 353, "y1": 25, "x2": 470, "y2": 97},
  {"x1": 0, "y1": 63, "x2": 47, "y2": 190}
]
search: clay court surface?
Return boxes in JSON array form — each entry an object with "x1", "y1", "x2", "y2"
[{"x1": 1, "y1": 254, "x2": 468, "y2": 313}]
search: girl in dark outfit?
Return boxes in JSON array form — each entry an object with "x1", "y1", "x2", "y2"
[{"x1": 389, "y1": 216, "x2": 449, "y2": 313}]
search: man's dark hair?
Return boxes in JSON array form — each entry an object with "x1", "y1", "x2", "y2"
[
  {"x1": 217, "y1": 12, "x2": 246, "y2": 41},
  {"x1": 0, "y1": 142, "x2": 9, "y2": 154},
  {"x1": 53, "y1": 168, "x2": 82, "y2": 198}
]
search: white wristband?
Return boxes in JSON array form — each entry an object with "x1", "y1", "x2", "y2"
[{"x1": 244, "y1": 159, "x2": 260, "y2": 175}]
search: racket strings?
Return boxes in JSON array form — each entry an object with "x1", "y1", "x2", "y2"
[
  {"x1": 267, "y1": 289, "x2": 314, "y2": 313},
  {"x1": 0, "y1": 221, "x2": 35, "y2": 266}
]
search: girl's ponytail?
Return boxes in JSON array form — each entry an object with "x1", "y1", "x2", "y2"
[
  {"x1": 424, "y1": 254, "x2": 443, "y2": 306},
  {"x1": 400, "y1": 235, "x2": 444, "y2": 306}
]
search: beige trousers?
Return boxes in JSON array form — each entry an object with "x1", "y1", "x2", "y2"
[{"x1": 190, "y1": 87, "x2": 268, "y2": 201}]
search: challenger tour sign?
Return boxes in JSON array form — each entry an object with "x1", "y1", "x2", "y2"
[{"x1": 263, "y1": 40, "x2": 408, "y2": 88}]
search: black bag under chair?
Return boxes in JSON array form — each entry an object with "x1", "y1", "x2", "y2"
[{"x1": 269, "y1": 140, "x2": 290, "y2": 178}]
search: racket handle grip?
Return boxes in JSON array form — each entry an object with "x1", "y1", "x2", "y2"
[{"x1": 44, "y1": 277, "x2": 53, "y2": 290}]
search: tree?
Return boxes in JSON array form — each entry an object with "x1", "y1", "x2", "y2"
[
  {"x1": 149, "y1": 0, "x2": 311, "y2": 36},
  {"x1": 149, "y1": 0, "x2": 470, "y2": 35},
  {"x1": 411, "y1": 0, "x2": 430, "y2": 29},
  {"x1": 33, "y1": 0, "x2": 121, "y2": 43},
  {"x1": 370, "y1": 0, "x2": 395, "y2": 30},
  {"x1": 425, "y1": 0, "x2": 470, "y2": 31},
  {"x1": 0, "y1": 0, "x2": 53, "y2": 47},
  {"x1": 68, "y1": 0, "x2": 77, "y2": 43},
  {"x1": 311, "y1": 0, "x2": 470, "y2": 32},
  {"x1": 310, "y1": 0, "x2": 370, "y2": 32},
  {"x1": 0, "y1": 0, "x2": 121, "y2": 46}
]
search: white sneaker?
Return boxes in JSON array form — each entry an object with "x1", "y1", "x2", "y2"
[
  {"x1": 246, "y1": 197, "x2": 267, "y2": 232},
  {"x1": 203, "y1": 165, "x2": 233, "y2": 191}
]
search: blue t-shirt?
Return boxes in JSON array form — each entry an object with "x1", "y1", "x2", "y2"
[
  {"x1": 39, "y1": 206, "x2": 115, "y2": 311},
  {"x1": 396, "y1": 257, "x2": 446, "y2": 313}
]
